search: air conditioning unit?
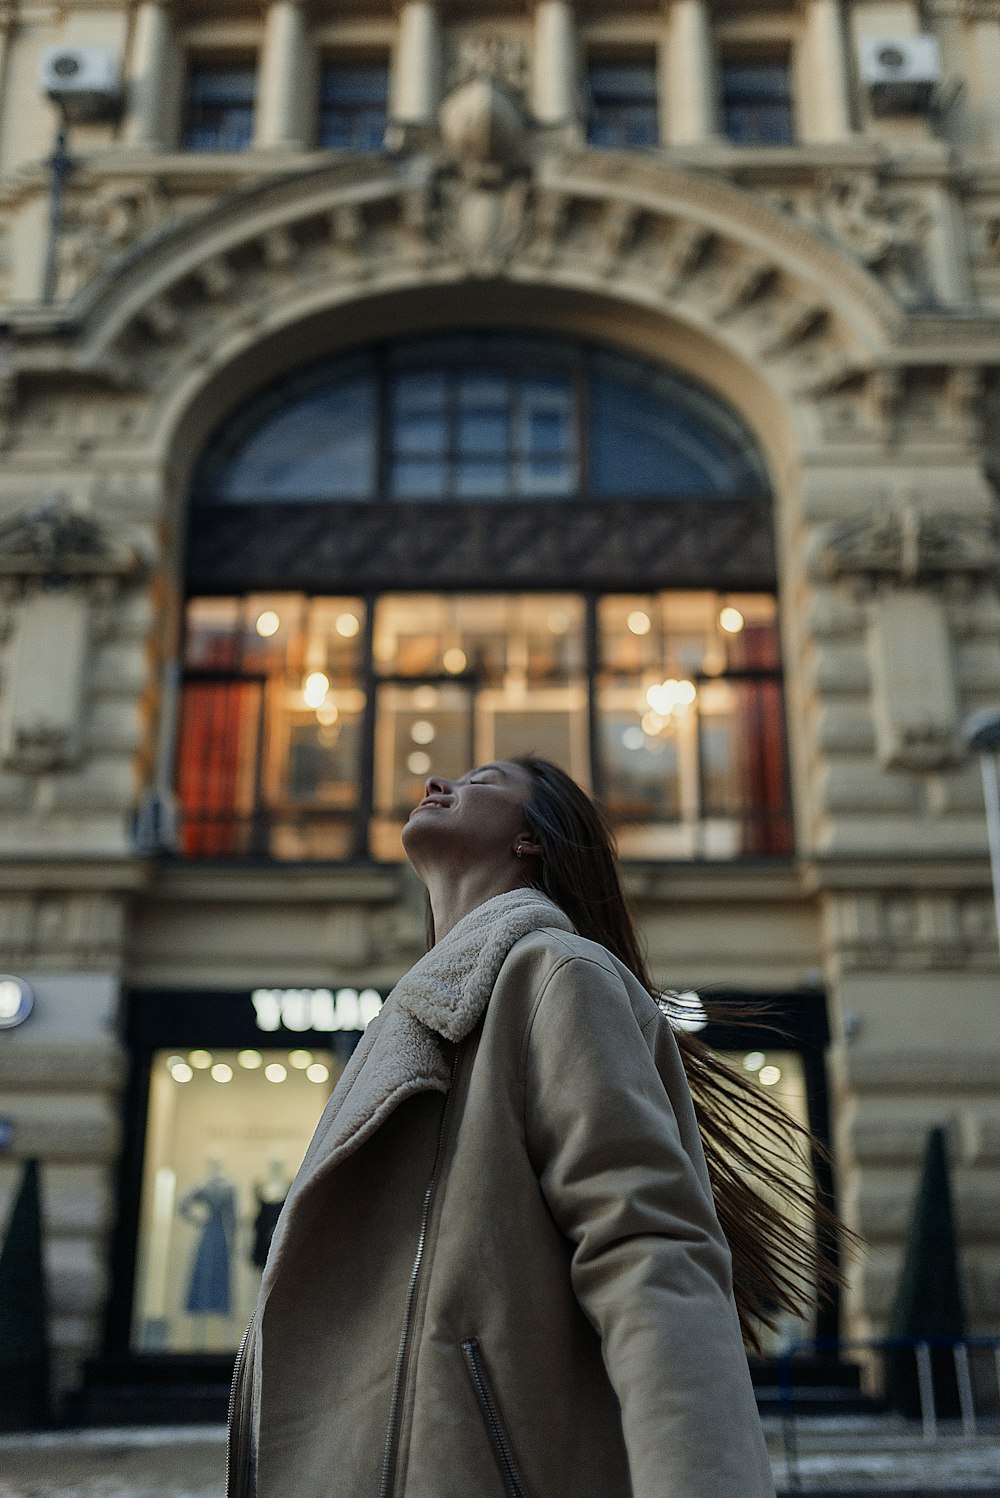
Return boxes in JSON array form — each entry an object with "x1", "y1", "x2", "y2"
[
  {"x1": 858, "y1": 36, "x2": 941, "y2": 115},
  {"x1": 39, "y1": 45, "x2": 121, "y2": 122}
]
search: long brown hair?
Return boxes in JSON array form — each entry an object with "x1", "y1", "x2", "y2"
[{"x1": 508, "y1": 755, "x2": 853, "y2": 1354}]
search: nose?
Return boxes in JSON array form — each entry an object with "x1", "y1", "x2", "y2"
[{"x1": 424, "y1": 775, "x2": 452, "y2": 796}]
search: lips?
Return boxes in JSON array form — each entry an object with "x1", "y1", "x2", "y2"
[{"x1": 414, "y1": 795, "x2": 453, "y2": 811}]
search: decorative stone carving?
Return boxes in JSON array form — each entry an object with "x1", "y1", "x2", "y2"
[
  {"x1": 0, "y1": 496, "x2": 143, "y2": 583},
  {"x1": 808, "y1": 494, "x2": 1000, "y2": 584},
  {"x1": 445, "y1": 32, "x2": 529, "y2": 98},
  {"x1": 60, "y1": 178, "x2": 176, "y2": 300},
  {"x1": 439, "y1": 75, "x2": 528, "y2": 185}
]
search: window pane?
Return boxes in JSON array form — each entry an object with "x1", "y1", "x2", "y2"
[
  {"x1": 586, "y1": 60, "x2": 659, "y2": 147},
  {"x1": 177, "y1": 595, "x2": 366, "y2": 860},
  {"x1": 598, "y1": 592, "x2": 791, "y2": 858},
  {"x1": 370, "y1": 594, "x2": 587, "y2": 858},
  {"x1": 722, "y1": 60, "x2": 794, "y2": 146},
  {"x1": 590, "y1": 354, "x2": 770, "y2": 496},
  {"x1": 200, "y1": 375, "x2": 377, "y2": 502},
  {"x1": 318, "y1": 63, "x2": 388, "y2": 150},
  {"x1": 182, "y1": 66, "x2": 256, "y2": 152}
]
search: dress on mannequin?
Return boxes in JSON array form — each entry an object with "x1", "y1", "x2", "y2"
[
  {"x1": 250, "y1": 1159, "x2": 290, "y2": 1270},
  {"x1": 179, "y1": 1162, "x2": 238, "y2": 1316}
]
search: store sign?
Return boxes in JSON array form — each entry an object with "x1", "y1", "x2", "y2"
[
  {"x1": 251, "y1": 987, "x2": 384, "y2": 1034},
  {"x1": 0, "y1": 976, "x2": 34, "y2": 1030}
]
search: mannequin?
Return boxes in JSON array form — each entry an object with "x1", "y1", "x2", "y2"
[
  {"x1": 178, "y1": 1154, "x2": 238, "y2": 1350},
  {"x1": 250, "y1": 1158, "x2": 291, "y2": 1271}
]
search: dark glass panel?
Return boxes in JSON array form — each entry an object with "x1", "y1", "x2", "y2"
[
  {"x1": 196, "y1": 370, "x2": 377, "y2": 502},
  {"x1": 182, "y1": 66, "x2": 256, "y2": 152},
  {"x1": 318, "y1": 62, "x2": 389, "y2": 150},
  {"x1": 590, "y1": 353, "x2": 769, "y2": 497},
  {"x1": 721, "y1": 60, "x2": 795, "y2": 146},
  {"x1": 586, "y1": 60, "x2": 659, "y2": 148}
]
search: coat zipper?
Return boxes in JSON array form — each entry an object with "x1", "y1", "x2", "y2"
[
  {"x1": 378, "y1": 1047, "x2": 462, "y2": 1498},
  {"x1": 225, "y1": 1309, "x2": 258, "y2": 1498},
  {"x1": 461, "y1": 1337, "x2": 527, "y2": 1498}
]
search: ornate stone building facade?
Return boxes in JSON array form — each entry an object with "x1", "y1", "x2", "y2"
[{"x1": 0, "y1": 0, "x2": 998, "y2": 1412}]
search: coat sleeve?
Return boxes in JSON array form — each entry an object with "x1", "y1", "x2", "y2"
[{"x1": 522, "y1": 953, "x2": 777, "y2": 1498}]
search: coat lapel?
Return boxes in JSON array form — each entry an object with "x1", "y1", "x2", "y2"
[{"x1": 261, "y1": 889, "x2": 572, "y2": 1298}]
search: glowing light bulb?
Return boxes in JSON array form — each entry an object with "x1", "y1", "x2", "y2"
[
  {"x1": 675, "y1": 679, "x2": 697, "y2": 707},
  {"x1": 622, "y1": 727, "x2": 645, "y2": 751},
  {"x1": 758, "y1": 1064, "x2": 782, "y2": 1086},
  {"x1": 720, "y1": 607, "x2": 745, "y2": 634},
  {"x1": 408, "y1": 750, "x2": 431, "y2": 776},
  {"x1": 443, "y1": 648, "x2": 467, "y2": 674},
  {"x1": 211, "y1": 1063, "x2": 233, "y2": 1083},
  {"x1": 410, "y1": 720, "x2": 435, "y2": 745},
  {"x1": 265, "y1": 1063, "x2": 287, "y2": 1084},
  {"x1": 255, "y1": 610, "x2": 280, "y2": 637},
  {"x1": 316, "y1": 702, "x2": 339, "y2": 726},
  {"x1": 627, "y1": 611, "x2": 651, "y2": 636},
  {"x1": 288, "y1": 1050, "x2": 313, "y2": 1070},
  {"x1": 188, "y1": 1049, "x2": 212, "y2": 1070},
  {"x1": 303, "y1": 671, "x2": 330, "y2": 708},
  {"x1": 306, "y1": 1062, "x2": 330, "y2": 1084},
  {"x1": 238, "y1": 1049, "x2": 262, "y2": 1070},
  {"x1": 335, "y1": 612, "x2": 360, "y2": 638},
  {"x1": 170, "y1": 1062, "x2": 194, "y2": 1083},
  {"x1": 742, "y1": 1051, "x2": 766, "y2": 1073}
]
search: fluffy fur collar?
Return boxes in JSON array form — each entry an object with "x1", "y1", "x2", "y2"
[
  {"x1": 260, "y1": 887, "x2": 572, "y2": 1298},
  {"x1": 393, "y1": 886, "x2": 573, "y2": 1041}
]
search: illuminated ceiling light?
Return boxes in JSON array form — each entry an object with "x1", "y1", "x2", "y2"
[
  {"x1": 675, "y1": 679, "x2": 697, "y2": 707},
  {"x1": 758, "y1": 1064, "x2": 782, "y2": 1086},
  {"x1": 303, "y1": 671, "x2": 330, "y2": 708},
  {"x1": 622, "y1": 726, "x2": 645, "y2": 751},
  {"x1": 547, "y1": 610, "x2": 570, "y2": 635},
  {"x1": 165, "y1": 1054, "x2": 185, "y2": 1071},
  {"x1": 627, "y1": 610, "x2": 652, "y2": 636},
  {"x1": 742, "y1": 1051, "x2": 766, "y2": 1072},
  {"x1": 288, "y1": 1049, "x2": 313, "y2": 1070},
  {"x1": 255, "y1": 610, "x2": 280, "y2": 638},
  {"x1": 306, "y1": 1062, "x2": 330, "y2": 1084},
  {"x1": 188, "y1": 1049, "x2": 213, "y2": 1070},
  {"x1": 411, "y1": 720, "x2": 435, "y2": 745},
  {"x1": 413, "y1": 685, "x2": 439, "y2": 710},
  {"x1": 316, "y1": 702, "x2": 339, "y2": 726},
  {"x1": 640, "y1": 710, "x2": 666, "y2": 737},
  {"x1": 408, "y1": 750, "x2": 432, "y2": 776},
  {"x1": 238, "y1": 1049, "x2": 263, "y2": 1070},
  {"x1": 720, "y1": 606, "x2": 745, "y2": 634},
  {"x1": 211, "y1": 1063, "x2": 234, "y2": 1083},
  {"x1": 264, "y1": 1063, "x2": 287, "y2": 1084},
  {"x1": 443, "y1": 647, "x2": 467, "y2": 674},
  {"x1": 170, "y1": 1061, "x2": 194, "y2": 1083},
  {"x1": 335, "y1": 612, "x2": 360, "y2": 638}
]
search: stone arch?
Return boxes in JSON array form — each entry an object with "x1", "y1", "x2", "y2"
[{"x1": 56, "y1": 151, "x2": 903, "y2": 481}]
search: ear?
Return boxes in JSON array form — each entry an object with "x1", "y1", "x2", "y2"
[{"x1": 513, "y1": 835, "x2": 543, "y2": 859}]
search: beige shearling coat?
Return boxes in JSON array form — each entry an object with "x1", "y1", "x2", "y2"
[{"x1": 227, "y1": 889, "x2": 777, "y2": 1498}]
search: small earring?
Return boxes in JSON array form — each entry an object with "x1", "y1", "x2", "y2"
[{"x1": 515, "y1": 844, "x2": 524, "y2": 859}]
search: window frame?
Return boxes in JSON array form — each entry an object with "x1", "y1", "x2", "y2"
[
  {"x1": 316, "y1": 54, "x2": 390, "y2": 151},
  {"x1": 719, "y1": 50, "x2": 796, "y2": 147},
  {"x1": 584, "y1": 50, "x2": 661, "y2": 149},
  {"x1": 175, "y1": 587, "x2": 794, "y2": 866},
  {"x1": 180, "y1": 53, "x2": 259, "y2": 153}
]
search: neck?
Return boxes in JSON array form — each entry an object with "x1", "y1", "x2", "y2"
[{"x1": 424, "y1": 866, "x2": 535, "y2": 944}]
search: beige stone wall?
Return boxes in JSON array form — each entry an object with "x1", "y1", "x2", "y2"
[{"x1": 0, "y1": 0, "x2": 998, "y2": 1397}]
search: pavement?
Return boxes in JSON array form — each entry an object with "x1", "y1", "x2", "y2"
[{"x1": 0, "y1": 1415, "x2": 999, "y2": 1496}]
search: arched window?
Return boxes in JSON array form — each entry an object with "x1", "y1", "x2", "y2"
[
  {"x1": 180, "y1": 333, "x2": 789, "y2": 863},
  {"x1": 192, "y1": 335, "x2": 770, "y2": 505}
]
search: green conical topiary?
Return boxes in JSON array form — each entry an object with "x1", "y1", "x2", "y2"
[
  {"x1": 885, "y1": 1126, "x2": 966, "y2": 1419},
  {"x1": 0, "y1": 1158, "x2": 51, "y2": 1429}
]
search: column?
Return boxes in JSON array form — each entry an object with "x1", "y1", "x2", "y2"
[
  {"x1": 255, "y1": 0, "x2": 314, "y2": 149},
  {"x1": 533, "y1": 0, "x2": 578, "y2": 125},
  {"x1": 391, "y1": 0, "x2": 441, "y2": 124},
  {"x1": 126, "y1": 0, "x2": 176, "y2": 149},
  {"x1": 805, "y1": 0, "x2": 853, "y2": 140},
  {"x1": 667, "y1": 0, "x2": 718, "y2": 145}
]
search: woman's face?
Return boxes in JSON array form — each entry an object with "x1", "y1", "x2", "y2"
[{"x1": 400, "y1": 760, "x2": 539, "y2": 874}]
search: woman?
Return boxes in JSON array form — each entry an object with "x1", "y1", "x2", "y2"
[{"x1": 228, "y1": 757, "x2": 833, "y2": 1498}]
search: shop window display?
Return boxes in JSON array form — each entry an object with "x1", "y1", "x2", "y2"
[{"x1": 131, "y1": 1046, "x2": 339, "y2": 1353}]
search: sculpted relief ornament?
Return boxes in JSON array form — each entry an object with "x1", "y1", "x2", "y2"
[{"x1": 807, "y1": 494, "x2": 1000, "y2": 585}]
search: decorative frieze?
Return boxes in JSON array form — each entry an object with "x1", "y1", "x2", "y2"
[{"x1": 826, "y1": 889, "x2": 996, "y2": 970}]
